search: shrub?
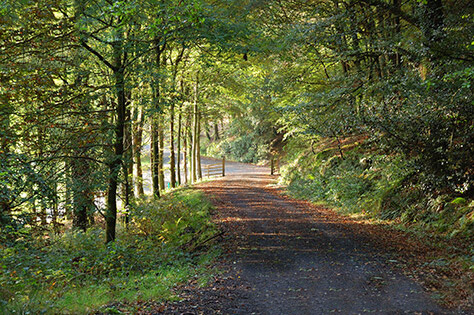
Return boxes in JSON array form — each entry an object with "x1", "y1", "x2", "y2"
[
  {"x1": 280, "y1": 138, "x2": 473, "y2": 239},
  {"x1": 130, "y1": 189, "x2": 218, "y2": 249}
]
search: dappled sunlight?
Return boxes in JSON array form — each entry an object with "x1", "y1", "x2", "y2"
[
  {"x1": 217, "y1": 216, "x2": 272, "y2": 223},
  {"x1": 196, "y1": 169, "x2": 450, "y2": 313}
]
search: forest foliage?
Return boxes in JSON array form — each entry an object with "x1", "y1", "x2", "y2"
[{"x1": 1, "y1": 0, "x2": 473, "y2": 312}]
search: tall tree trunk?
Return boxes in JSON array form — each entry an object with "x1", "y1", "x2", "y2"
[
  {"x1": 71, "y1": 153, "x2": 93, "y2": 232},
  {"x1": 177, "y1": 102, "x2": 182, "y2": 186},
  {"x1": 168, "y1": 48, "x2": 184, "y2": 188},
  {"x1": 31, "y1": 195, "x2": 37, "y2": 225},
  {"x1": 197, "y1": 110, "x2": 202, "y2": 180},
  {"x1": 40, "y1": 204, "x2": 47, "y2": 227},
  {"x1": 38, "y1": 129, "x2": 47, "y2": 227},
  {"x1": 106, "y1": 41, "x2": 126, "y2": 243},
  {"x1": 183, "y1": 116, "x2": 188, "y2": 184},
  {"x1": 158, "y1": 116, "x2": 165, "y2": 190},
  {"x1": 188, "y1": 115, "x2": 194, "y2": 183},
  {"x1": 0, "y1": 104, "x2": 11, "y2": 219},
  {"x1": 151, "y1": 37, "x2": 164, "y2": 198},
  {"x1": 170, "y1": 102, "x2": 176, "y2": 188},
  {"x1": 133, "y1": 106, "x2": 145, "y2": 197},
  {"x1": 213, "y1": 123, "x2": 220, "y2": 141},
  {"x1": 159, "y1": 46, "x2": 167, "y2": 191},
  {"x1": 205, "y1": 123, "x2": 211, "y2": 141},
  {"x1": 151, "y1": 118, "x2": 160, "y2": 197},
  {"x1": 123, "y1": 101, "x2": 133, "y2": 224},
  {"x1": 64, "y1": 160, "x2": 72, "y2": 220},
  {"x1": 192, "y1": 76, "x2": 199, "y2": 183},
  {"x1": 52, "y1": 182, "x2": 59, "y2": 234},
  {"x1": 72, "y1": 0, "x2": 94, "y2": 233}
]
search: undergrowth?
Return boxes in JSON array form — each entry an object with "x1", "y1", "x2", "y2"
[
  {"x1": 0, "y1": 188, "x2": 219, "y2": 314},
  {"x1": 280, "y1": 138, "x2": 474, "y2": 239}
]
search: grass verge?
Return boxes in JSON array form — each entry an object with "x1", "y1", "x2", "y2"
[{"x1": 0, "y1": 188, "x2": 220, "y2": 314}]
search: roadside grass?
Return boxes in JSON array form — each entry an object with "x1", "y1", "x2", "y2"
[{"x1": 0, "y1": 188, "x2": 220, "y2": 314}]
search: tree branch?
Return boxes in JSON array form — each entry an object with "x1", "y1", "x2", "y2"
[{"x1": 80, "y1": 40, "x2": 117, "y2": 71}]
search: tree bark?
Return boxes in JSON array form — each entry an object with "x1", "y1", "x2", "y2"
[
  {"x1": 214, "y1": 123, "x2": 220, "y2": 141},
  {"x1": 170, "y1": 102, "x2": 176, "y2": 188},
  {"x1": 197, "y1": 110, "x2": 202, "y2": 180},
  {"x1": 151, "y1": 37, "x2": 164, "y2": 198},
  {"x1": 151, "y1": 117, "x2": 160, "y2": 197},
  {"x1": 71, "y1": 153, "x2": 93, "y2": 232},
  {"x1": 192, "y1": 76, "x2": 199, "y2": 183},
  {"x1": 183, "y1": 120, "x2": 188, "y2": 185},
  {"x1": 188, "y1": 115, "x2": 194, "y2": 183},
  {"x1": 0, "y1": 103, "x2": 11, "y2": 218},
  {"x1": 52, "y1": 182, "x2": 59, "y2": 234},
  {"x1": 123, "y1": 100, "x2": 133, "y2": 224},
  {"x1": 38, "y1": 129, "x2": 47, "y2": 227},
  {"x1": 168, "y1": 46, "x2": 185, "y2": 188},
  {"x1": 106, "y1": 40, "x2": 126, "y2": 243},
  {"x1": 158, "y1": 116, "x2": 165, "y2": 190},
  {"x1": 133, "y1": 106, "x2": 145, "y2": 197},
  {"x1": 205, "y1": 123, "x2": 211, "y2": 141},
  {"x1": 176, "y1": 102, "x2": 182, "y2": 186},
  {"x1": 158, "y1": 46, "x2": 167, "y2": 191}
]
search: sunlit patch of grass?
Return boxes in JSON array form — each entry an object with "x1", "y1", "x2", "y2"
[
  {"x1": 55, "y1": 284, "x2": 110, "y2": 314},
  {"x1": 53, "y1": 267, "x2": 194, "y2": 314},
  {"x1": 2, "y1": 258, "x2": 219, "y2": 315}
]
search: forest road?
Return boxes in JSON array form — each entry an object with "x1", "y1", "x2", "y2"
[{"x1": 161, "y1": 160, "x2": 455, "y2": 314}]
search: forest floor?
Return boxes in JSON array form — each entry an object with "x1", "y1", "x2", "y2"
[{"x1": 148, "y1": 161, "x2": 472, "y2": 315}]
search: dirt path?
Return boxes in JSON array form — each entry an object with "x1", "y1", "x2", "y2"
[{"x1": 158, "y1": 162, "x2": 469, "y2": 314}]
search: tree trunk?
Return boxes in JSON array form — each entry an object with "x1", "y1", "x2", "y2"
[
  {"x1": 133, "y1": 106, "x2": 145, "y2": 197},
  {"x1": 106, "y1": 42, "x2": 126, "y2": 243},
  {"x1": 151, "y1": 37, "x2": 164, "y2": 198},
  {"x1": 52, "y1": 182, "x2": 59, "y2": 234},
  {"x1": 71, "y1": 153, "x2": 93, "y2": 232},
  {"x1": 183, "y1": 117, "x2": 188, "y2": 184},
  {"x1": 72, "y1": 1, "x2": 95, "y2": 230},
  {"x1": 170, "y1": 102, "x2": 176, "y2": 188},
  {"x1": 38, "y1": 129, "x2": 47, "y2": 227},
  {"x1": 197, "y1": 110, "x2": 202, "y2": 180},
  {"x1": 192, "y1": 82, "x2": 198, "y2": 183},
  {"x1": 123, "y1": 102, "x2": 133, "y2": 224},
  {"x1": 158, "y1": 116, "x2": 165, "y2": 190},
  {"x1": 40, "y1": 204, "x2": 47, "y2": 227},
  {"x1": 64, "y1": 160, "x2": 72, "y2": 220},
  {"x1": 0, "y1": 104, "x2": 11, "y2": 219},
  {"x1": 205, "y1": 123, "x2": 211, "y2": 141},
  {"x1": 189, "y1": 115, "x2": 194, "y2": 183},
  {"x1": 151, "y1": 117, "x2": 160, "y2": 197},
  {"x1": 177, "y1": 102, "x2": 182, "y2": 186},
  {"x1": 159, "y1": 46, "x2": 167, "y2": 191},
  {"x1": 214, "y1": 123, "x2": 220, "y2": 141}
]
